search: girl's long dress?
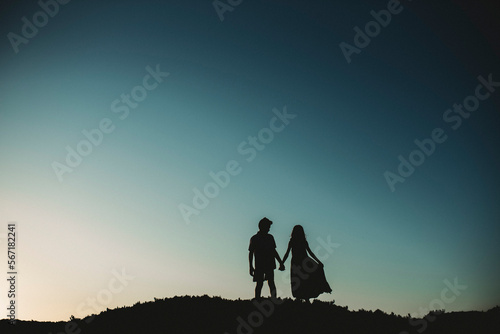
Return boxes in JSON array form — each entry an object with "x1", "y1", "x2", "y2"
[{"x1": 290, "y1": 240, "x2": 332, "y2": 299}]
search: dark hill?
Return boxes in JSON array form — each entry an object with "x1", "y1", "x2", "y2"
[{"x1": 1, "y1": 296, "x2": 499, "y2": 334}]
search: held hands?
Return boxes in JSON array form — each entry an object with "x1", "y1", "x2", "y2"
[{"x1": 251, "y1": 263, "x2": 286, "y2": 275}]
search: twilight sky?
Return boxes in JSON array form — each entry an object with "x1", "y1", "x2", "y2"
[{"x1": 1, "y1": 0, "x2": 499, "y2": 322}]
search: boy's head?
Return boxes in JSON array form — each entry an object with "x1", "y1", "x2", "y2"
[{"x1": 258, "y1": 217, "x2": 272, "y2": 232}]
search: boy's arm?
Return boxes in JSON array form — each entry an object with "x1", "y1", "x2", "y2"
[
  {"x1": 274, "y1": 249, "x2": 285, "y2": 270},
  {"x1": 249, "y1": 250, "x2": 254, "y2": 276}
]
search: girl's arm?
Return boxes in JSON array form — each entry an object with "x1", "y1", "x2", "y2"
[
  {"x1": 306, "y1": 242, "x2": 323, "y2": 265},
  {"x1": 282, "y1": 241, "x2": 291, "y2": 263}
]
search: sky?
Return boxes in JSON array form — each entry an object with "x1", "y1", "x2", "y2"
[{"x1": 1, "y1": 0, "x2": 499, "y2": 322}]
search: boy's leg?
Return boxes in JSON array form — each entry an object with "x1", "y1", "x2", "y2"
[
  {"x1": 268, "y1": 279, "x2": 277, "y2": 299},
  {"x1": 255, "y1": 280, "x2": 264, "y2": 299},
  {"x1": 254, "y1": 269, "x2": 264, "y2": 299},
  {"x1": 267, "y1": 271, "x2": 277, "y2": 299}
]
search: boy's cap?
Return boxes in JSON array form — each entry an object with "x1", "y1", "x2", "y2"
[{"x1": 259, "y1": 217, "x2": 272, "y2": 229}]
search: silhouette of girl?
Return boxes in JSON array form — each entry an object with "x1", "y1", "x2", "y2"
[{"x1": 282, "y1": 225, "x2": 332, "y2": 302}]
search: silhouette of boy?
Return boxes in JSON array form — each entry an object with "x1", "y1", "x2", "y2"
[{"x1": 249, "y1": 217, "x2": 285, "y2": 299}]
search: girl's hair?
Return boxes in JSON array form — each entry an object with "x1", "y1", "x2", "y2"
[{"x1": 291, "y1": 225, "x2": 306, "y2": 244}]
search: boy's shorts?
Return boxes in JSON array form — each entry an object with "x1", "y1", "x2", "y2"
[{"x1": 253, "y1": 269, "x2": 274, "y2": 282}]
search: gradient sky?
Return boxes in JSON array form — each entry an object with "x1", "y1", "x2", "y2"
[{"x1": 1, "y1": 0, "x2": 499, "y2": 322}]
